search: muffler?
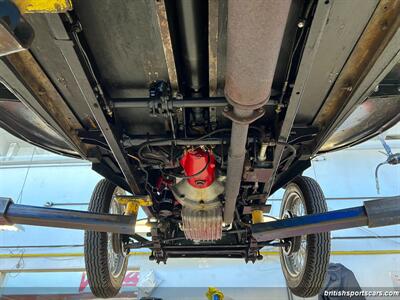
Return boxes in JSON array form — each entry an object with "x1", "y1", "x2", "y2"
[{"x1": 223, "y1": 0, "x2": 291, "y2": 224}]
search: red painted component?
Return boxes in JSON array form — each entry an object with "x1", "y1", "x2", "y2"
[
  {"x1": 180, "y1": 148, "x2": 216, "y2": 188},
  {"x1": 156, "y1": 176, "x2": 173, "y2": 190}
]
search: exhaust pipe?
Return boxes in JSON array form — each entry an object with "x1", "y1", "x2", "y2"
[{"x1": 223, "y1": 0, "x2": 291, "y2": 224}]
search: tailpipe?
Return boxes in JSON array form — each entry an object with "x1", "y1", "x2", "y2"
[{"x1": 223, "y1": 0, "x2": 291, "y2": 224}]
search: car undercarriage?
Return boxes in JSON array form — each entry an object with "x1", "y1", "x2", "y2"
[{"x1": 0, "y1": 0, "x2": 400, "y2": 297}]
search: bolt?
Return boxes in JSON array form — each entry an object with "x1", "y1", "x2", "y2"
[
  {"x1": 374, "y1": 85, "x2": 379, "y2": 93},
  {"x1": 397, "y1": 86, "x2": 400, "y2": 92},
  {"x1": 223, "y1": 106, "x2": 230, "y2": 112},
  {"x1": 297, "y1": 20, "x2": 305, "y2": 28}
]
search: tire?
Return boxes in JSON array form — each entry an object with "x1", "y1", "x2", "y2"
[
  {"x1": 84, "y1": 179, "x2": 128, "y2": 298},
  {"x1": 279, "y1": 176, "x2": 331, "y2": 297}
]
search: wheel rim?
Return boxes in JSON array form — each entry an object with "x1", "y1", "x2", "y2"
[
  {"x1": 107, "y1": 188, "x2": 127, "y2": 279},
  {"x1": 281, "y1": 190, "x2": 307, "y2": 278}
]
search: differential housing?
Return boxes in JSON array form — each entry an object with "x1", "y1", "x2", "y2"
[{"x1": 171, "y1": 148, "x2": 224, "y2": 241}]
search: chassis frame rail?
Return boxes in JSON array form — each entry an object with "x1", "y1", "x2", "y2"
[{"x1": 1, "y1": 197, "x2": 399, "y2": 241}]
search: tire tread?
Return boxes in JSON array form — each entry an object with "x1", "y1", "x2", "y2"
[
  {"x1": 281, "y1": 176, "x2": 331, "y2": 297},
  {"x1": 84, "y1": 179, "x2": 126, "y2": 298}
]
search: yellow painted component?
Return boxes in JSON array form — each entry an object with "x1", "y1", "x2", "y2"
[
  {"x1": 252, "y1": 209, "x2": 264, "y2": 224},
  {"x1": 115, "y1": 195, "x2": 152, "y2": 216},
  {"x1": 1, "y1": 249, "x2": 400, "y2": 259},
  {"x1": 13, "y1": 0, "x2": 72, "y2": 13},
  {"x1": 206, "y1": 287, "x2": 224, "y2": 300},
  {"x1": 331, "y1": 250, "x2": 400, "y2": 256},
  {"x1": 259, "y1": 250, "x2": 400, "y2": 256},
  {"x1": 115, "y1": 195, "x2": 152, "y2": 206},
  {"x1": 125, "y1": 201, "x2": 139, "y2": 215},
  {"x1": 0, "y1": 252, "x2": 83, "y2": 258},
  {"x1": 0, "y1": 252, "x2": 151, "y2": 259}
]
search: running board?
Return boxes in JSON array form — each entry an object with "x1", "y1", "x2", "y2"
[{"x1": 1, "y1": 197, "x2": 399, "y2": 240}]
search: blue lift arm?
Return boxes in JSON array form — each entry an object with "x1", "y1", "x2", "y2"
[{"x1": 1, "y1": 196, "x2": 399, "y2": 241}]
